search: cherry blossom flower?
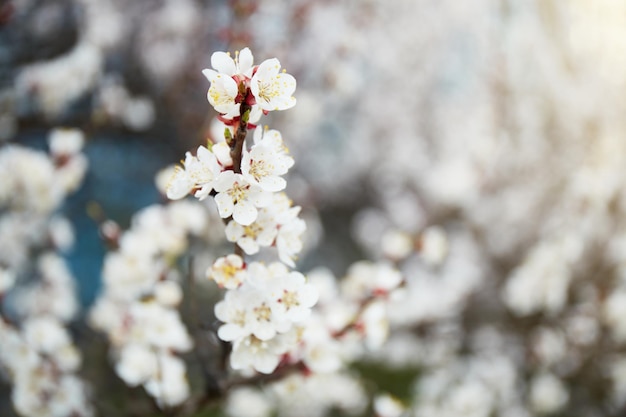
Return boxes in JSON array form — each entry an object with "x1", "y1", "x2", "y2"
[
  {"x1": 250, "y1": 58, "x2": 296, "y2": 111},
  {"x1": 230, "y1": 330, "x2": 298, "y2": 374},
  {"x1": 267, "y1": 271, "x2": 318, "y2": 323},
  {"x1": 115, "y1": 343, "x2": 157, "y2": 386},
  {"x1": 213, "y1": 171, "x2": 272, "y2": 226},
  {"x1": 215, "y1": 289, "x2": 255, "y2": 342},
  {"x1": 241, "y1": 128, "x2": 294, "y2": 192},
  {"x1": 204, "y1": 72, "x2": 240, "y2": 119},
  {"x1": 276, "y1": 216, "x2": 306, "y2": 267},
  {"x1": 224, "y1": 209, "x2": 278, "y2": 255},
  {"x1": 143, "y1": 353, "x2": 190, "y2": 407},
  {"x1": 202, "y1": 48, "x2": 254, "y2": 119},
  {"x1": 204, "y1": 48, "x2": 254, "y2": 78},
  {"x1": 166, "y1": 146, "x2": 222, "y2": 201},
  {"x1": 208, "y1": 254, "x2": 248, "y2": 289}
]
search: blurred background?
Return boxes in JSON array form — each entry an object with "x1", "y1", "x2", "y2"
[{"x1": 3, "y1": 0, "x2": 626, "y2": 416}]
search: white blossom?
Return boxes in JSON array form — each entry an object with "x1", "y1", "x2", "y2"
[
  {"x1": 528, "y1": 372, "x2": 569, "y2": 415},
  {"x1": 250, "y1": 58, "x2": 296, "y2": 111},
  {"x1": 208, "y1": 254, "x2": 248, "y2": 289},
  {"x1": 214, "y1": 171, "x2": 272, "y2": 226}
]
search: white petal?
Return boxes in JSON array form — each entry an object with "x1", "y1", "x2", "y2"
[
  {"x1": 224, "y1": 221, "x2": 243, "y2": 242},
  {"x1": 214, "y1": 170, "x2": 236, "y2": 192},
  {"x1": 254, "y1": 58, "x2": 281, "y2": 80},
  {"x1": 213, "y1": 142, "x2": 233, "y2": 167},
  {"x1": 201, "y1": 68, "x2": 219, "y2": 82},
  {"x1": 238, "y1": 47, "x2": 254, "y2": 75},
  {"x1": 218, "y1": 324, "x2": 246, "y2": 342},
  {"x1": 166, "y1": 170, "x2": 193, "y2": 200},
  {"x1": 215, "y1": 192, "x2": 234, "y2": 218},
  {"x1": 254, "y1": 352, "x2": 281, "y2": 374},
  {"x1": 211, "y1": 51, "x2": 236, "y2": 75},
  {"x1": 258, "y1": 176, "x2": 286, "y2": 192},
  {"x1": 233, "y1": 201, "x2": 258, "y2": 226},
  {"x1": 238, "y1": 237, "x2": 260, "y2": 255}
]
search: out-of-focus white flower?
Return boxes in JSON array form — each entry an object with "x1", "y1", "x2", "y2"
[
  {"x1": 154, "y1": 281, "x2": 183, "y2": 307},
  {"x1": 269, "y1": 372, "x2": 367, "y2": 417},
  {"x1": 230, "y1": 331, "x2": 297, "y2": 374},
  {"x1": 115, "y1": 343, "x2": 158, "y2": 386},
  {"x1": 502, "y1": 240, "x2": 572, "y2": 316},
  {"x1": 56, "y1": 153, "x2": 88, "y2": 193},
  {"x1": 0, "y1": 267, "x2": 15, "y2": 294},
  {"x1": 301, "y1": 316, "x2": 344, "y2": 373},
  {"x1": 528, "y1": 372, "x2": 569, "y2": 415},
  {"x1": 53, "y1": 344, "x2": 81, "y2": 372},
  {"x1": 419, "y1": 226, "x2": 448, "y2": 266},
  {"x1": 50, "y1": 374, "x2": 93, "y2": 416},
  {"x1": 121, "y1": 96, "x2": 155, "y2": 131},
  {"x1": 208, "y1": 254, "x2": 248, "y2": 289},
  {"x1": 144, "y1": 353, "x2": 190, "y2": 407},
  {"x1": 341, "y1": 261, "x2": 403, "y2": 299},
  {"x1": 531, "y1": 327, "x2": 567, "y2": 367},
  {"x1": 12, "y1": 252, "x2": 79, "y2": 321},
  {"x1": 156, "y1": 165, "x2": 177, "y2": 195},
  {"x1": 16, "y1": 42, "x2": 102, "y2": 117},
  {"x1": 48, "y1": 216, "x2": 75, "y2": 252},
  {"x1": 565, "y1": 313, "x2": 599, "y2": 346},
  {"x1": 374, "y1": 394, "x2": 406, "y2": 417},
  {"x1": 0, "y1": 145, "x2": 63, "y2": 213},
  {"x1": 226, "y1": 386, "x2": 273, "y2": 417},
  {"x1": 49, "y1": 128, "x2": 85, "y2": 156},
  {"x1": 22, "y1": 315, "x2": 71, "y2": 354},
  {"x1": 360, "y1": 300, "x2": 389, "y2": 350},
  {"x1": 608, "y1": 356, "x2": 626, "y2": 406},
  {"x1": 276, "y1": 216, "x2": 306, "y2": 267},
  {"x1": 306, "y1": 268, "x2": 338, "y2": 305},
  {"x1": 129, "y1": 302, "x2": 193, "y2": 352},
  {"x1": 381, "y1": 229, "x2": 414, "y2": 260},
  {"x1": 603, "y1": 287, "x2": 626, "y2": 342}
]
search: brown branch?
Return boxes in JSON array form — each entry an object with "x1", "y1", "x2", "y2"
[
  {"x1": 228, "y1": 102, "x2": 251, "y2": 257},
  {"x1": 230, "y1": 103, "x2": 251, "y2": 175}
]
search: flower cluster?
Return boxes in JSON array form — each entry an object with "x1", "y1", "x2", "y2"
[
  {"x1": 0, "y1": 317, "x2": 92, "y2": 417},
  {"x1": 166, "y1": 127, "x2": 304, "y2": 265},
  {"x1": 164, "y1": 47, "x2": 314, "y2": 376},
  {"x1": 89, "y1": 201, "x2": 208, "y2": 407},
  {"x1": 210, "y1": 259, "x2": 318, "y2": 373},
  {"x1": 222, "y1": 261, "x2": 405, "y2": 417},
  {"x1": 201, "y1": 47, "x2": 296, "y2": 125},
  {"x1": 0, "y1": 129, "x2": 91, "y2": 417}
]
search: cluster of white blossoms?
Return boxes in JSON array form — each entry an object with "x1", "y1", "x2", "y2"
[
  {"x1": 166, "y1": 47, "x2": 315, "y2": 376},
  {"x1": 0, "y1": 316, "x2": 93, "y2": 417},
  {"x1": 201, "y1": 47, "x2": 296, "y2": 123},
  {"x1": 167, "y1": 127, "x2": 304, "y2": 266},
  {"x1": 89, "y1": 200, "x2": 208, "y2": 407},
  {"x1": 211, "y1": 259, "x2": 318, "y2": 373},
  {"x1": 165, "y1": 50, "x2": 302, "y2": 267},
  {"x1": 165, "y1": 48, "x2": 406, "y2": 394},
  {"x1": 222, "y1": 262, "x2": 405, "y2": 417},
  {"x1": 0, "y1": 129, "x2": 92, "y2": 417}
]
